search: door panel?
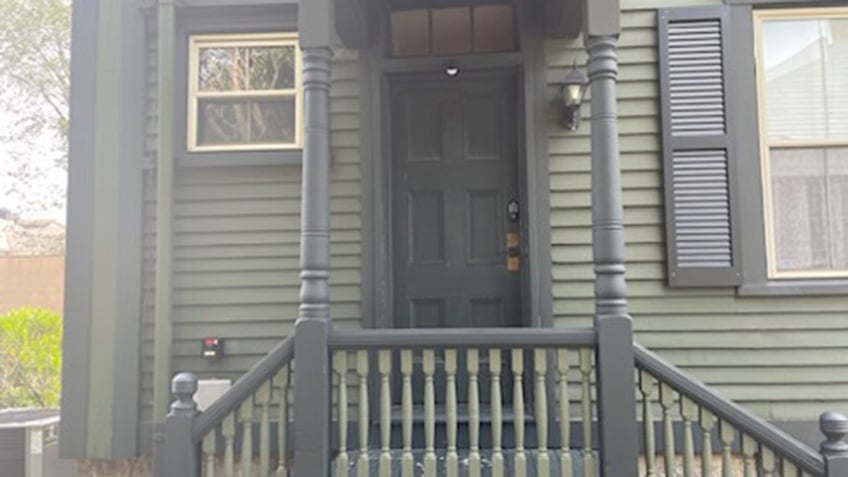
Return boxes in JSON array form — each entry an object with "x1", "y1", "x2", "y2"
[{"x1": 392, "y1": 77, "x2": 522, "y2": 331}]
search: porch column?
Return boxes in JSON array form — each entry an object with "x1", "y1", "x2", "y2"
[
  {"x1": 584, "y1": 0, "x2": 639, "y2": 475},
  {"x1": 294, "y1": 0, "x2": 335, "y2": 475},
  {"x1": 153, "y1": 0, "x2": 176, "y2": 423}
]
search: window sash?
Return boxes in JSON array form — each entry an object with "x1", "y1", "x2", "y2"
[
  {"x1": 755, "y1": 8, "x2": 848, "y2": 278},
  {"x1": 187, "y1": 33, "x2": 302, "y2": 152}
]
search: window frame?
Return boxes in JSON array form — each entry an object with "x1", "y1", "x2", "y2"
[
  {"x1": 753, "y1": 7, "x2": 848, "y2": 280},
  {"x1": 387, "y1": 4, "x2": 519, "y2": 58},
  {"x1": 186, "y1": 32, "x2": 303, "y2": 153}
]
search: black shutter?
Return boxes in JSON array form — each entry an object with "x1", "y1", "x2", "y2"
[{"x1": 658, "y1": 6, "x2": 742, "y2": 287}]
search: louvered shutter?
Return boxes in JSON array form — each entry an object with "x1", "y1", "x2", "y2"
[{"x1": 658, "y1": 6, "x2": 742, "y2": 287}]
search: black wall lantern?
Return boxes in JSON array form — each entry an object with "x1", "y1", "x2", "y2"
[{"x1": 560, "y1": 63, "x2": 589, "y2": 131}]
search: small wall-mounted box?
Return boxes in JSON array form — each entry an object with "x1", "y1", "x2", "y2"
[
  {"x1": 201, "y1": 337, "x2": 225, "y2": 359},
  {"x1": 194, "y1": 379, "x2": 232, "y2": 411}
]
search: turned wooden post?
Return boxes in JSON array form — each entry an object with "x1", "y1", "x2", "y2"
[
  {"x1": 583, "y1": 0, "x2": 638, "y2": 474},
  {"x1": 161, "y1": 373, "x2": 200, "y2": 477},
  {"x1": 820, "y1": 411, "x2": 848, "y2": 477}
]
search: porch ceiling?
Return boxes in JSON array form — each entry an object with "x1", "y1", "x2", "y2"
[{"x1": 335, "y1": 0, "x2": 583, "y2": 49}]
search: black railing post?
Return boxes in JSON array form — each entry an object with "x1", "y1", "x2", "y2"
[
  {"x1": 583, "y1": 0, "x2": 639, "y2": 475},
  {"x1": 820, "y1": 411, "x2": 848, "y2": 477},
  {"x1": 160, "y1": 373, "x2": 200, "y2": 477}
]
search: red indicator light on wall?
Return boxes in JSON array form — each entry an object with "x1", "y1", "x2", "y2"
[{"x1": 202, "y1": 338, "x2": 224, "y2": 359}]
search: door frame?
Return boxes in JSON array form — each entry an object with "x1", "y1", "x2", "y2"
[{"x1": 359, "y1": 0, "x2": 553, "y2": 330}]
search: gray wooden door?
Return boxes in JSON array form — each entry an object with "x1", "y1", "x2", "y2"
[{"x1": 391, "y1": 76, "x2": 522, "y2": 331}]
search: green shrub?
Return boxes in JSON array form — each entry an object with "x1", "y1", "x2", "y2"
[{"x1": 0, "y1": 307, "x2": 62, "y2": 408}]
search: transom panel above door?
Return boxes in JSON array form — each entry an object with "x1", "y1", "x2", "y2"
[{"x1": 391, "y1": 76, "x2": 522, "y2": 329}]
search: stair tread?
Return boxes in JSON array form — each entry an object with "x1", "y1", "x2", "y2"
[{"x1": 333, "y1": 449, "x2": 597, "y2": 477}]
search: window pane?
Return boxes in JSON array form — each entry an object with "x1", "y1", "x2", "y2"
[
  {"x1": 431, "y1": 7, "x2": 472, "y2": 55},
  {"x1": 473, "y1": 5, "x2": 515, "y2": 53},
  {"x1": 198, "y1": 47, "x2": 247, "y2": 92},
  {"x1": 762, "y1": 17, "x2": 848, "y2": 141},
  {"x1": 250, "y1": 98, "x2": 296, "y2": 144},
  {"x1": 826, "y1": 148, "x2": 848, "y2": 269},
  {"x1": 770, "y1": 147, "x2": 848, "y2": 272},
  {"x1": 197, "y1": 99, "x2": 250, "y2": 145},
  {"x1": 197, "y1": 98, "x2": 295, "y2": 147},
  {"x1": 391, "y1": 10, "x2": 430, "y2": 57},
  {"x1": 249, "y1": 46, "x2": 296, "y2": 90}
]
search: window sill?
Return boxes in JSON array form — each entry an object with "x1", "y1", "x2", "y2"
[
  {"x1": 738, "y1": 279, "x2": 848, "y2": 296},
  {"x1": 176, "y1": 150, "x2": 302, "y2": 168}
]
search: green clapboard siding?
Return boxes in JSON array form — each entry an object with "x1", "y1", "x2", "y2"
[
  {"x1": 138, "y1": 22, "x2": 362, "y2": 428},
  {"x1": 546, "y1": 0, "x2": 848, "y2": 420}
]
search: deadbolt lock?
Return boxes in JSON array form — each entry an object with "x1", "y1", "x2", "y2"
[{"x1": 507, "y1": 232, "x2": 520, "y2": 272}]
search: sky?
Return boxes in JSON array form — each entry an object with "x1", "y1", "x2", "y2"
[{"x1": 0, "y1": 110, "x2": 67, "y2": 223}]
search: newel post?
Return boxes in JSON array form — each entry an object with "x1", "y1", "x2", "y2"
[
  {"x1": 161, "y1": 373, "x2": 200, "y2": 477},
  {"x1": 583, "y1": 0, "x2": 639, "y2": 475},
  {"x1": 294, "y1": 0, "x2": 335, "y2": 475},
  {"x1": 820, "y1": 411, "x2": 848, "y2": 476}
]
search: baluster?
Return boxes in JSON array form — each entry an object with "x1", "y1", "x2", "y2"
[
  {"x1": 223, "y1": 412, "x2": 236, "y2": 477},
  {"x1": 423, "y1": 349, "x2": 437, "y2": 477},
  {"x1": 468, "y1": 349, "x2": 481, "y2": 477},
  {"x1": 741, "y1": 434, "x2": 756, "y2": 477},
  {"x1": 700, "y1": 409, "x2": 716, "y2": 477},
  {"x1": 761, "y1": 446, "x2": 776, "y2": 477},
  {"x1": 379, "y1": 350, "x2": 392, "y2": 477},
  {"x1": 719, "y1": 421, "x2": 734, "y2": 477},
  {"x1": 535, "y1": 349, "x2": 550, "y2": 477},
  {"x1": 275, "y1": 367, "x2": 290, "y2": 477},
  {"x1": 579, "y1": 349, "x2": 594, "y2": 477},
  {"x1": 239, "y1": 397, "x2": 254, "y2": 477},
  {"x1": 659, "y1": 383, "x2": 675, "y2": 477},
  {"x1": 335, "y1": 352, "x2": 349, "y2": 477},
  {"x1": 680, "y1": 397, "x2": 696, "y2": 477},
  {"x1": 445, "y1": 349, "x2": 458, "y2": 477},
  {"x1": 557, "y1": 350, "x2": 572, "y2": 477},
  {"x1": 202, "y1": 431, "x2": 216, "y2": 477},
  {"x1": 357, "y1": 350, "x2": 370, "y2": 477},
  {"x1": 401, "y1": 350, "x2": 414, "y2": 477},
  {"x1": 513, "y1": 349, "x2": 527, "y2": 477},
  {"x1": 638, "y1": 371, "x2": 656, "y2": 477},
  {"x1": 257, "y1": 381, "x2": 272, "y2": 477},
  {"x1": 490, "y1": 349, "x2": 504, "y2": 477},
  {"x1": 782, "y1": 458, "x2": 798, "y2": 477}
]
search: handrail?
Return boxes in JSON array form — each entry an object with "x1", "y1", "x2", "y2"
[
  {"x1": 191, "y1": 334, "x2": 295, "y2": 442},
  {"x1": 634, "y1": 343, "x2": 826, "y2": 476},
  {"x1": 329, "y1": 327, "x2": 597, "y2": 349}
]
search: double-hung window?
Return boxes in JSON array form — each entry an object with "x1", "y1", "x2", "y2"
[
  {"x1": 659, "y1": 5, "x2": 848, "y2": 290},
  {"x1": 754, "y1": 9, "x2": 848, "y2": 278},
  {"x1": 187, "y1": 33, "x2": 302, "y2": 152}
]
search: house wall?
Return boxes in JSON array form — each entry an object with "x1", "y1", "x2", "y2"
[
  {"x1": 138, "y1": 18, "x2": 363, "y2": 432},
  {"x1": 547, "y1": 0, "x2": 848, "y2": 421},
  {"x1": 125, "y1": 0, "x2": 848, "y2": 454}
]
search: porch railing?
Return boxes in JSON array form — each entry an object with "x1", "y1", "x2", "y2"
[
  {"x1": 162, "y1": 335, "x2": 295, "y2": 477},
  {"x1": 327, "y1": 327, "x2": 597, "y2": 477},
  {"x1": 160, "y1": 331, "x2": 848, "y2": 477},
  {"x1": 634, "y1": 343, "x2": 847, "y2": 477}
]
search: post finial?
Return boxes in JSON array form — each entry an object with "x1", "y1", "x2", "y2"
[
  {"x1": 169, "y1": 372, "x2": 198, "y2": 416},
  {"x1": 820, "y1": 411, "x2": 848, "y2": 456}
]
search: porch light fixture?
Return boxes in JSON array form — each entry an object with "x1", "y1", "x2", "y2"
[
  {"x1": 444, "y1": 62, "x2": 460, "y2": 78},
  {"x1": 560, "y1": 63, "x2": 589, "y2": 131}
]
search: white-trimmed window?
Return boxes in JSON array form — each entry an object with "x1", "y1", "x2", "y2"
[
  {"x1": 754, "y1": 8, "x2": 848, "y2": 278},
  {"x1": 188, "y1": 33, "x2": 302, "y2": 152}
]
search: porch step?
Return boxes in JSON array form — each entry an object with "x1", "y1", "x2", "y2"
[{"x1": 333, "y1": 449, "x2": 598, "y2": 476}]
